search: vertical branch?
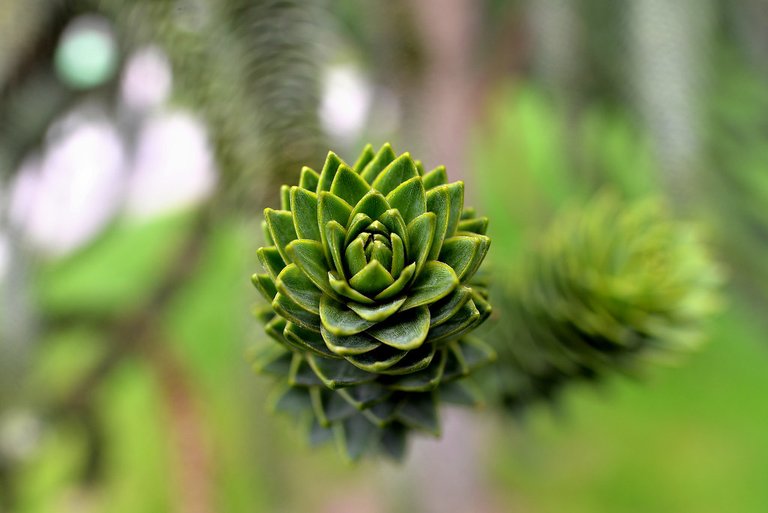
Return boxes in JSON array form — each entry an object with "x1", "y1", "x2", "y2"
[{"x1": 628, "y1": 0, "x2": 715, "y2": 207}]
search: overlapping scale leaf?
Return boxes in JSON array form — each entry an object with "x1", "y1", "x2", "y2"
[
  {"x1": 250, "y1": 144, "x2": 494, "y2": 460},
  {"x1": 480, "y1": 194, "x2": 723, "y2": 416}
]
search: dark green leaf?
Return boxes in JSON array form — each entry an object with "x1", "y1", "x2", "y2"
[
  {"x1": 344, "y1": 344, "x2": 409, "y2": 373},
  {"x1": 288, "y1": 354, "x2": 324, "y2": 387},
  {"x1": 353, "y1": 143, "x2": 375, "y2": 172},
  {"x1": 348, "y1": 296, "x2": 406, "y2": 322},
  {"x1": 345, "y1": 213, "x2": 374, "y2": 246},
  {"x1": 276, "y1": 264, "x2": 321, "y2": 314},
  {"x1": 344, "y1": 236, "x2": 368, "y2": 276},
  {"x1": 325, "y1": 221, "x2": 347, "y2": 278},
  {"x1": 386, "y1": 176, "x2": 426, "y2": 225},
  {"x1": 401, "y1": 261, "x2": 459, "y2": 310},
  {"x1": 378, "y1": 423, "x2": 407, "y2": 461},
  {"x1": 251, "y1": 273, "x2": 277, "y2": 302},
  {"x1": 271, "y1": 385, "x2": 313, "y2": 415},
  {"x1": 264, "y1": 208, "x2": 298, "y2": 263},
  {"x1": 407, "y1": 212, "x2": 437, "y2": 276},
  {"x1": 317, "y1": 151, "x2": 343, "y2": 193},
  {"x1": 422, "y1": 165, "x2": 448, "y2": 189},
  {"x1": 337, "y1": 382, "x2": 392, "y2": 409},
  {"x1": 329, "y1": 272, "x2": 374, "y2": 304},
  {"x1": 299, "y1": 166, "x2": 320, "y2": 190},
  {"x1": 306, "y1": 354, "x2": 378, "y2": 389},
  {"x1": 349, "y1": 260, "x2": 394, "y2": 296},
  {"x1": 458, "y1": 216, "x2": 489, "y2": 235},
  {"x1": 280, "y1": 185, "x2": 290, "y2": 210},
  {"x1": 386, "y1": 349, "x2": 447, "y2": 392},
  {"x1": 396, "y1": 392, "x2": 440, "y2": 436},
  {"x1": 429, "y1": 286, "x2": 472, "y2": 327},
  {"x1": 367, "y1": 306, "x2": 430, "y2": 350},
  {"x1": 285, "y1": 322, "x2": 339, "y2": 359},
  {"x1": 359, "y1": 142, "x2": 397, "y2": 184},
  {"x1": 349, "y1": 190, "x2": 390, "y2": 223},
  {"x1": 318, "y1": 191, "x2": 353, "y2": 262},
  {"x1": 290, "y1": 186, "x2": 321, "y2": 241},
  {"x1": 257, "y1": 246, "x2": 285, "y2": 280},
  {"x1": 331, "y1": 164, "x2": 371, "y2": 206},
  {"x1": 377, "y1": 342, "x2": 435, "y2": 375},
  {"x1": 390, "y1": 233, "x2": 405, "y2": 277},
  {"x1": 439, "y1": 235, "x2": 480, "y2": 281},
  {"x1": 426, "y1": 185, "x2": 451, "y2": 260},
  {"x1": 335, "y1": 413, "x2": 378, "y2": 461},
  {"x1": 439, "y1": 380, "x2": 481, "y2": 406},
  {"x1": 371, "y1": 153, "x2": 419, "y2": 195},
  {"x1": 272, "y1": 292, "x2": 321, "y2": 331},
  {"x1": 374, "y1": 262, "x2": 416, "y2": 301},
  {"x1": 321, "y1": 325, "x2": 381, "y2": 355},
  {"x1": 444, "y1": 182, "x2": 464, "y2": 237},
  {"x1": 286, "y1": 239, "x2": 336, "y2": 298},
  {"x1": 426, "y1": 299, "x2": 480, "y2": 343},
  {"x1": 319, "y1": 295, "x2": 376, "y2": 336}
]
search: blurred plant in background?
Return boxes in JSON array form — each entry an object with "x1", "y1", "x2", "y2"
[{"x1": 0, "y1": 0, "x2": 766, "y2": 512}]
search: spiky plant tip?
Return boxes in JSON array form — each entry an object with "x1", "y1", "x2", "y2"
[
  {"x1": 486, "y1": 193, "x2": 723, "y2": 415},
  {"x1": 251, "y1": 143, "x2": 493, "y2": 460}
]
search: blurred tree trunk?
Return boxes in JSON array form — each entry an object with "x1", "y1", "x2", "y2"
[
  {"x1": 391, "y1": 2, "x2": 497, "y2": 513},
  {"x1": 628, "y1": 0, "x2": 715, "y2": 207}
]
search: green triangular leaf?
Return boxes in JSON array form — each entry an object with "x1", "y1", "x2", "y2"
[
  {"x1": 371, "y1": 153, "x2": 419, "y2": 195},
  {"x1": 344, "y1": 236, "x2": 368, "y2": 277},
  {"x1": 272, "y1": 292, "x2": 321, "y2": 332},
  {"x1": 458, "y1": 216, "x2": 489, "y2": 235},
  {"x1": 349, "y1": 190, "x2": 390, "y2": 224},
  {"x1": 429, "y1": 286, "x2": 472, "y2": 327},
  {"x1": 359, "y1": 143, "x2": 397, "y2": 184},
  {"x1": 285, "y1": 322, "x2": 339, "y2": 359},
  {"x1": 290, "y1": 186, "x2": 321, "y2": 241},
  {"x1": 349, "y1": 260, "x2": 395, "y2": 297},
  {"x1": 251, "y1": 273, "x2": 277, "y2": 302},
  {"x1": 374, "y1": 262, "x2": 416, "y2": 301},
  {"x1": 348, "y1": 296, "x2": 406, "y2": 322},
  {"x1": 377, "y1": 341, "x2": 436, "y2": 375},
  {"x1": 401, "y1": 261, "x2": 459, "y2": 311},
  {"x1": 286, "y1": 239, "x2": 336, "y2": 298},
  {"x1": 329, "y1": 271, "x2": 374, "y2": 304},
  {"x1": 407, "y1": 212, "x2": 436, "y2": 276},
  {"x1": 353, "y1": 143, "x2": 375, "y2": 172},
  {"x1": 264, "y1": 208, "x2": 298, "y2": 263},
  {"x1": 319, "y1": 295, "x2": 376, "y2": 336},
  {"x1": 306, "y1": 354, "x2": 378, "y2": 390},
  {"x1": 426, "y1": 185, "x2": 451, "y2": 260},
  {"x1": 390, "y1": 233, "x2": 405, "y2": 277},
  {"x1": 299, "y1": 166, "x2": 320, "y2": 190},
  {"x1": 386, "y1": 348, "x2": 447, "y2": 392},
  {"x1": 317, "y1": 151, "x2": 343, "y2": 193},
  {"x1": 385, "y1": 176, "x2": 426, "y2": 225},
  {"x1": 422, "y1": 165, "x2": 448, "y2": 189},
  {"x1": 325, "y1": 220, "x2": 347, "y2": 278},
  {"x1": 344, "y1": 344, "x2": 409, "y2": 373},
  {"x1": 331, "y1": 164, "x2": 371, "y2": 206},
  {"x1": 276, "y1": 263, "x2": 321, "y2": 314},
  {"x1": 321, "y1": 325, "x2": 381, "y2": 355},
  {"x1": 367, "y1": 306, "x2": 430, "y2": 350},
  {"x1": 444, "y1": 182, "x2": 464, "y2": 237},
  {"x1": 396, "y1": 392, "x2": 440, "y2": 436},
  {"x1": 257, "y1": 246, "x2": 285, "y2": 280}
]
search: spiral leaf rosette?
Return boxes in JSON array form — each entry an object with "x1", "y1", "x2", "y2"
[
  {"x1": 485, "y1": 194, "x2": 723, "y2": 414},
  {"x1": 251, "y1": 143, "x2": 494, "y2": 460}
]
